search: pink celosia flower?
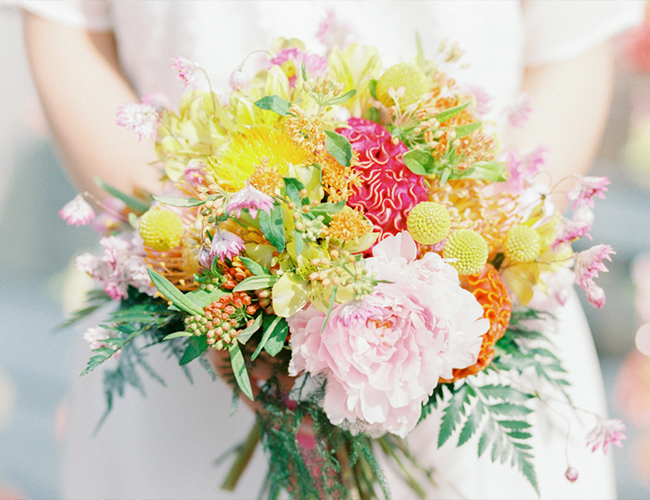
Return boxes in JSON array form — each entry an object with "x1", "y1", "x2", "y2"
[
  {"x1": 574, "y1": 244, "x2": 615, "y2": 291},
  {"x1": 586, "y1": 418, "x2": 626, "y2": 454},
  {"x1": 226, "y1": 184, "x2": 275, "y2": 219},
  {"x1": 507, "y1": 92, "x2": 532, "y2": 128},
  {"x1": 566, "y1": 176, "x2": 610, "y2": 210},
  {"x1": 183, "y1": 160, "x2": 206, "y2": 187},
  {"x1": 209, "y1": 231, "x2": 245, "y2": 262},
  {"x1": 171, "y1": 56, "x2": 201, "y2": 89},
  {"x1": 59, "y1": 194, "x2": 95, "y2": 226},
  {"x1": 83, "y1": 326, "x2": 121, "y2": 359},
  {"x1": 229, "y1": 69, "x2": 250, "y2": 92},
  {"x1": 338, "y1": 118, "x2": 428, "y2": 242},
  {"x1": 269, "y1": 48, "x2": 327, "y2": 87},
  {"x1": 141, "y1": 91, "x2": 170, "y2": 110},
  {"x1": 116, "y1": 102, "x2": 160, "y2": 140},
  {"x1": 288, "y1": 232, "x2": 488, "y2": 438}
]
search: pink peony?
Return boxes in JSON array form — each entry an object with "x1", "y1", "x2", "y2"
[
  {"x1": 59, "y1": 194, "x2": 96, "y2": 226},
  {"x1": 288, "y1": 232, "x2": 488, "y2": 437},
  {"x1": 338, "y1": 118, "x2": 428, "y2": 241}
]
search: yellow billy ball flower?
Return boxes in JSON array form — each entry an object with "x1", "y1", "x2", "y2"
[
  {"x1": 504, "y1": 224, "x2": 542, "y2": 263},
  {"x1": 376, "y1": 62, "x2": 429, "y2": 110},
  {"x1": 443, "y1": 229, "x2": 488, "y2": 276},
  {"x1": 138, "y1": 207, "x2": 184, "y2": 251},
  {"x1": 407, "y1": 202, "x2": 451, "y2": 245}
]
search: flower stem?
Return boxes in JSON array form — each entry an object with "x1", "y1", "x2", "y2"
[{"x1": 221, "y1": 419, "x2": 262, "y2": 491}]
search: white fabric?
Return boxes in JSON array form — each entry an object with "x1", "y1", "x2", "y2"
[{"x1": 18, "y1": 1, "x2": 642, "y2": 498}]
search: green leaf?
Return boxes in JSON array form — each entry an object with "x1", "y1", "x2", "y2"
[
  {"x1": 187, "y1": 288, "x2": 226, "y2": 308},
  {"x1": 152, "y1": 195, "x2": 206, "y2": 207},
  {"x1": 237, "y1": 314, "x2": 263, "y2": 345},
  {"x1": 439, "y1": 167, "x2": 452, "y2": 185},
  {"x1": 301, "y1": 61, "x2": 308, "y2": 81},
  {"x1": 364, "y1": 107, "x2": 381, "y2": 124},
  {"x1": 283, "y1": 177, "x2": 308, "y2": 206},
  {"x1": 324, "y1": 130, "x2": 353, "y2": 167},
  {"x1": 147, "y1": 269, "x2": 204, "y2": 316},
  {"x1": 239, "y1": 256, "x2": 270, "y2": 276},
  {"x1": 479, "y1": 384, "x2": 533, "y2": 404},
  {"x1": 95, "y1": 177, "x2": 150, "y2": 213},
  {"x1": 415, "y1": 31, "x2": 426, "y2": 71},
  {"x1": 179, "y1": 335, "x2": 208, "y2": 365},
  {"x1": 454, "y1": 122, "x2": 481, "y2": 139},
  {"x1": 369, "y1": 79, "x2": 378, "y2": 100},
  {"x1": 438, "y1": 383, "x2": 472, "y2": 448},
  {"x1": 163, "y1": 331, "x2": 193, "y2": 340},
  {"x1": 254, "y1": 95, "x2": 292, "y2": 116},
  {"x1": 320, "y1": 286, "x2": 339, "y2": 334},
  {"x1": 458, "y1": 400, "x2": 484, "y2": 447},
  {"x1": 229, "y1": 342, "x2": 254, "y2": 400},
  {"x1": 403, "y1": 149, "x2": 434, "y2": 175},
  {"x1": 477, "y1": 417, "x2": 495, "y2": 457},
  {"x1": 258, "y1": 205, "x2": 286, "y2": 253},
  {"x1": 263, "y1": 317, "x2": 289, "y2": 357},
  {"x1": 309, "y1": 199, "x2": 346, "y2": 218},
  {"x1": 456, "y1": 160, "x2": 507, "y2": 182},
  {"x1": 79, "y1": 332, "x2": 139, "y2": 376},
  {"x1": 498, "y1": 420, "x2": 532, "y2": 430},
  {"x1": 233, "y1": 274, "x2": 279, "y2": 292},
  {"x1": 252, "y1": 315, "x2": 282, "y2": 361},
  {"x1": 434, "y1": 101, "x2": 469, "y2": 124},
  {"x1": 293, "y1": 230, "x2": 304, "y2": 257},
  {"x1": 489, "y1": 403, "x2": 533, "y2": 417},
  {"x1": 324, "y1": 89, "x2": 357, "y2": 106}
]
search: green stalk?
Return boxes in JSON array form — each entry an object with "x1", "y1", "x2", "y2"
[{"x1": 221, "y1": 420, "x2": 262, "y2": 491}]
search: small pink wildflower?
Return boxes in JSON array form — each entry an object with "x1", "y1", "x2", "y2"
[
  {"x1": 507, "y1": 92, "x2": 532, "y2": 128},
  {"x1": 59, "y1": 194, "x2": 95, "y2": 226},
  {"x1": 229, "y1": 68, "x2": 250, "y2": 92},
  {"x1": 586, "y1": 418, "x2": 626, "y2": 454},
  {"x1": 83, "y1": 326, "x2": 121, "y2": 359},
  {"x1": 464, "y1": 84, "x2": 493, "y2": 117},
  {"x1": 504, "y1": 147, "x2": 545, "y2": 193},
  {"x1": 171, "y1": 56, "x2": 201, "y2": 89},
  {"x1": 566, "y1": 176, "x2": 610, "y2": 210},
  {"x1": 209, "y1": 231, "x2": 245, "y2": 262},
  {"x1": 316, "y1": 9, "x2": 354, "y2": 53},
  {"x1": 116, "y1": 102, "x2": 160, "y2": 140},
  {"x1": 586, "y1": 283, "x2": 606, "y2": 308},
  {"x1": 226, "y1": 184, "x2": 275, "y2": 219},
  {"x1": 552, "y1": 216, "x2": 592, "y2": 251},
  {"x1": 183, "y1": 160, "x2": 206, "y2": 187},
  {"x1": 269, "y1": 48, "x2": 327, "y2": 87},
  {"x1": 574, "y1": 244, "x2": 615, "y2": 290},
  {"x1": 141, "y1": 91, "x2": 169, "y2": 110}
]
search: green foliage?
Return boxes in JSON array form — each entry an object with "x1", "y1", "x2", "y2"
[
  {"x1": 259, "y1": 204, "x2": 286, "y2": 253},
  {"x1": 95, "y1": 177, "x2": 151, "y2": 213},
  {"x1": 179, "y1": 335, "x2": 208, "y2": 365},
  {"x1": 57, "y1": 289, "x2": 111, "y2": 330},
  {"x1": 434, "y1": 101, "x2": 469, "y2": 124},
  {"x1": 232, "y1": 274, "x2": 279, "y2": 292},
  {"x1": 152, "y1": 195, "x2": 206, "y2": 207},
  {"x1": 324, "y1": 130, "x2": 353, "y2": 167},
  {"x1": 254, "y1": 95, "x2": 292, "y2": 116},
  {"x1": 147, "y1": 268, "x2": 204, "y2": 316}
]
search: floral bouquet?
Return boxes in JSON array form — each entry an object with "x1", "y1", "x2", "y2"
[{"x1": 60, "y1": 36, "x2": 623, "y2": 499}]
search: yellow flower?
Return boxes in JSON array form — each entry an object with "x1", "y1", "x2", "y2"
[{"x1": 139, "y1": 208, "x2": 184, "y2": 251}]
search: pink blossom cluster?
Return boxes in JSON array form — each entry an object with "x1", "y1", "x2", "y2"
[
  {"x1": 76, "y1": 233, "x2": 156, "y2": 300},
  {"x1": 316, "y1": 9, "x2": 354, "y2": 53},
  {"x1": 59, "y1": 194, "x2": 96, "y2": 226},
  {"x1": 586, "y1": 418, "x2": 626, "y2": 454},
  {"x1": 226, "y1": 184, "x2": 275, "y2": 219},
  {"x1": 504, "y1": 147, "x2": 546, "y2": 194},
  {"x1": 574, "y1": 244, "x2": 615, "y2": 308},
  {"x1": 552, "y1": 207, "x2": 594, "y2": 251},
  {"x1": 171, "y1": 56, "x2": 201, "y2": 89},
  {"x1": 288, "y1": 232, "x2": 488, "y2": 438},
  {"x1": 116, "y1": 102, "x2": 161, "y2": 141},
  {"x1": 269, "y1": 48, "x2": 327, "y2": 88},
  {"x1": 506, "y1": 92, "x2": 532, "y2": 128},
  {"x1": 566, "y1": 176, "x2": 610, "y2": 210},
  {"x1": 83, "y1": 326, "x2": 121, "y2": 359},
  {"x1": 198, "y1": 231, "x2": 245, "y2": 268}
]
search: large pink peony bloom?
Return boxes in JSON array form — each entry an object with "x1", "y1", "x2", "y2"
[
  {"x1": 288, "y1": 232, "x2": 488, "y2": 437},
  {"x1": 338, "y1": 118, "x2": 428, "y2": 241}
]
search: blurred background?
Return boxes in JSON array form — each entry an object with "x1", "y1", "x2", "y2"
[{"x1": 1, "y1": 4, "x2": 650, "y2": 500}]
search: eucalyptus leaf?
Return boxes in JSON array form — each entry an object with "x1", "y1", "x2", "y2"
[
  {"x1": 233, "y1": 274, "x2": 279, "y2": 292},
  {"x1": 254, "y1": 95, "x2": 292, "y2": 116},
  {"x1": 147, "y1": 269, "x2": 204, "y2": 316},
  {"x1": 324, "y1": 130, "x2": 353, "y2": 167},
  {"x1": 229, "y1": 343, "x2": 254, "y2": 400},
  {"x1": 95, "y1": 177, "x2": 151, "y2": 213}
]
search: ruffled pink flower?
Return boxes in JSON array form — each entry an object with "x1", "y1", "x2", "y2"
[
  {"x1": 227, "y1": 184, "x2": 275, "y2": 219},
  {"x1": 209, "y1": 231, "x2": 245, "y2": 263},
  {"x1": 141, "y1": 91, "x2": 169, "y2": 111},
  {"x1": 586, "y1": 418, "x2": 626, "y2": 454},
  {"x1": 171, "y1": 56, "x2": 201, "y2": 89},
  {"x1": 288, "y1": 232, "x2": 488, "y2": 438},
  {"x1": 566, "y1": 176, "x2": 610, "y2": 210},
  {"x1": 183, "y1": 160, "x2": 206, "y2": 187},
  {"x1": 116, "y1": 102, "x2": 160, "y2": 140},
  {"x1": 269, "y1": 48, "x2": 327, "y2": 87},
  {"x1": 59, "y1": 194, "x2": 95, "y2": 226},
  {"x1": 552, "y1": 216, "x2": 592, "y2": 251},
  {"x1": 504, "y1": 146, "x2": 546, "y2": 193},
  {"x1": 338, "y1": 118, "x2": 428, "y2": 241},
  {"x1": 574, "y1": 244, "x2": 615, "y2": 291},
  {"x1": 507, "y1": 92, "x2": 532, "y2": 128},
  {"x1": 90, "y1": 197, "x2": 127, "y2": 236},
  {"x1": 585, "y1": 283, "x2": 606, "y2": 308}
]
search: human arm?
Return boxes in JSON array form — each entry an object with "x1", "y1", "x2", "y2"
[{"x1": 23, "y1": 11, "x2": 161, "y2": 200}]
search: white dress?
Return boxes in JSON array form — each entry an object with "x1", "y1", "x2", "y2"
[{"x1": 21, "y1": 1, "x2": 644, "y2": 498}]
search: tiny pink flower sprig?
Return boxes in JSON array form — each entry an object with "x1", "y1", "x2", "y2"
[
  {"x1": 506, "y1": 91, "x2": 532, "y2": 128},
  {"x1": 226, "y1": 184, "x2": 275, "y2": 219},
  {"x1": 116, "y1": 101, "x2": 162, "y2": 140},
  {"x1": 171, "y1": 56, "x2": 202, "y2": 89},
  {"x1": 566, "y1": 176, "x2": 610, "y2": 210},
  {"x1": 585, "y1": 417, "x2": 627, "y2": 454},
  {"x1": 59, "y1": 194, "x2": 96, "y2": 226},
  {"x1": 574, "y1": 244, "x2": 615, "y2": 308}
]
